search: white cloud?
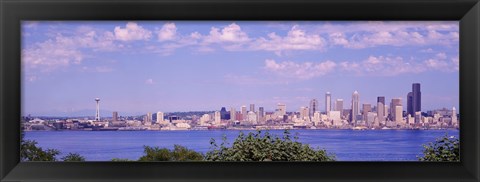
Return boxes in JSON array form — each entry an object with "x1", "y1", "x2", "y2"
[
  {"x1": 264, "y1": 59, "x2": 336, "y2": 80},
  {"x1": 204, "y1": 23, "x2": 250, "y2": 43},
  {"x1": 114, "y1": 22, "x2": 152, "y2": 41},
  {"x1": 157, "y1": 22, "x2": 177, "y2": 41},
  {"x1": 22, "y1": 37, "x2": 84, "y2": 72},
  {"x1": 251, "y1": 25, "x2": 326, "y2": 55}
]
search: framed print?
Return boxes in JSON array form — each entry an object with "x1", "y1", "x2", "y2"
[{"x1": 1, "y1": 0, "x2": 479, "y2": 181}]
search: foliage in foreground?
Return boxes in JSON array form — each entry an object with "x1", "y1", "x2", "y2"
[
  {"x1": 21, "y1": 131, "x2": 85, "y2": 162},
  {"x1": 61, "y1": 152, "x2": 86, "y2": 162},
  {"x1": 138, "y1": 145, "x2": 204, "y2": 161},
  {"x1": 205, "y1": 130, "x2": 336, "y2": 161},
  {"x1": 418, "y1": 134, "x2": 460, "y2": 162}
]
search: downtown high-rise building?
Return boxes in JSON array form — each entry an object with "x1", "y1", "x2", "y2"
[
  {"x1": 241, "y1": 105, "x2": 247, "y2": 121},
  {"x1": 390, "y1": 98, "x2": 402, "y2": 121},
  {"x1": 156, "y1": 112, "x2": 164, "y2": 124},
  {"x1": 407, "y1": 83, "x2": 421, "y2": 116},
  {"x1": 377, "y1": 96, "x2": 385, "y2": 122},
  {"x1": 250, "y1": 104, "x2": 255, "y2": 112},
  {"x1": 362, "y1": 104, "x2": 371, "y2": 121},
  {"x1": 325, "y1": 92, "x2": 332, "y2": 114},
  {"x1": 335, "y1": 99, "x2": 343, "y2": 112},
  {"x1": 112, "y1": 111, "x2": 118, "y2": 121},
  {"x1": 230, "y1": 107, "x2": 236, "y2": 121},
  {"x1": 351, "y1": 91, "x2": 360, "y2": 122},
  {"x1": 258, "y1": 107, "x2": 265, "y2": 124},
  {"x1": 309, "y1": 99, "x2": 318, "y2": 117}
]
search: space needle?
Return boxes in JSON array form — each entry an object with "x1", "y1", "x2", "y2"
[{"x1": 95, "y1": 98, "x2": 100, "y2": 121}]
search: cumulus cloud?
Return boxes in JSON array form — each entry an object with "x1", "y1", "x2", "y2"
[
  {"x1": 22, "y1": 36, "x2": 84, "y2": 72},
  {"x1": 203, "y1": 23, "x2": 250, "y2": 43},
  {"x1": 157, "y1": 22, "x2": 177, "y2": 41},
  {"x1": 264, "y1": 59, "x2": 336, "y2": 80},
  {"x1": 251, "y1": 25, "x2": 326, "y2": 55},
  {"x1": 114, "y1": 22, "x2": 152, "y2": 41}
]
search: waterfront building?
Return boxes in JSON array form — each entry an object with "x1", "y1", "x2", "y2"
[
  {"x1": 278, "y1": 103, "x2": 286, "y2": 116},
  {"x1": 247, "y1": 111, "x2": 257, "y2": 125},
  {"x1": 220, "y1": 107, "x2": 230, "y2": 120},
  {"x1": 299, "y1": 107, "x2": 309, "y2": 120},
  {"x1": 335, "y1": 99, "x2": 344, "y2": 112},
  {"x1": 390, "y1": 98, "x2": 402, "y2": 121},
  {"x1": 214, "y1": 111, "x2": 221, "y2": 125},
  {"x1": 258, "y1": 107, "x2": 265, "y2": 124},
  {"x1": 309, "y1": 99, "x2": 319, "y2": 117},
  {"x1": 451, "y1": 107, "x2": 458, "y2": 126},
  {"x1": 325, "y1": 92, "x2": 332, "y2": 114},
  {"x1": 414, "y1": 111, "x2": 422, "y2": 124},
  {"x1": 362, "y1": 104, "x2": 371, "y2": 122},
  {"x1": 200, "y1": 114, "x2": 210, "y2": 125},
  {"x1": 367, "y1": 112, "x2": 377, "y2": 127},
  {"x1": 241, "y1": 106, "x2": 247, "y2": 121},
  {"x1": 313, "y1": 111, "x2": 321, "y2": 123},
  {"x1": 112, "y1": 112, "x2": 118, "y2": 122},
  {"x1": 377, "y1": 96, "x2": 385, "y2": 122},
  {"x1": 351, "y1": 91, "x2": 360, "y2": 123},
  {"x1": 395, "y1": 105, "x2": 403, "y2": 122},
  {"x1": 230, "y1": 107, "x2": 236, "y2": 121},
  {"x1": 156, "y1": 112, "x2": 165, "y2": 124}
]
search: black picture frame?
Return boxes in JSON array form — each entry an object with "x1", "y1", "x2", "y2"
[{"x1": 1, "y1": 0, "x2": 479, "y2": 181}]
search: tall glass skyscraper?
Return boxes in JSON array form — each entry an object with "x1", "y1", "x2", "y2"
[{"x1": 407, "y1": 83, "x2": 421, "y2": 116}]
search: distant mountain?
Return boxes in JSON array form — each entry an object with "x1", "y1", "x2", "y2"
[{"x1": 26, "y1": 109, "x2": 143, "y2": 117}]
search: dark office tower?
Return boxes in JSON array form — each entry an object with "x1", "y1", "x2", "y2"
[
  {"x1": 407, "y1": 92, "x2": 413, "y2": 116},
  {"x1": 309, "y1": 99, "x2": 319, "y2": 117},
  {"x1": 412, "y1": 83, "x2": 421, "y2": 113},
  {"x1": 220, "y1": 107, "x2": 230, "y2": 120},
  {"x1": 258, "y1": 107, "x2": 265, "y2": 123},
  {"x1": 259, "y1": 107, "x2": 264, "y2": 117},
  {"x1": 325, "y1": 92, "x2": 332, "y2": 113},
  {"x1": 250, "y1": 104, "x2": 255, "y2": 112},
  {"x1": 377, "y1": 96, "x2": 385, "y2": 122}
]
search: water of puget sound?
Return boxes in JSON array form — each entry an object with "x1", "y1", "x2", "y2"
[{"x1": 24, "y1": 129, "x2": 459, "y2": 161}]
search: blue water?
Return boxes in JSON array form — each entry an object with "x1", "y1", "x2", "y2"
[{"x1": 24, "y1": 129, "x2": 459, "y2": 161}]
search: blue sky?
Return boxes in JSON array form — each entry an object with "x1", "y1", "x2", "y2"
[{"x1": 21, "y1": 21, "x2": 459, "y2": 116}]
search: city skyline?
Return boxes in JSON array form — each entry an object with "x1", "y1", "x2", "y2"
[{"x1": 21, "y1": 21, "x2": 459, "y2": 116}]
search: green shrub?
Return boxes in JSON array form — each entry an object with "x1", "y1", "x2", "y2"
[
  {"x1": 138, "y1": 145, "x2": 204, "y2": 161},
  {"x1": 418, "y1": 134, "x2": 459, "y2": 162},
  {"x1": 205, "y1": 130, "x2": 335, "y2": 161}
]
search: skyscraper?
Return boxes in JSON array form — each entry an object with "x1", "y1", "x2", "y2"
[
  {"x1": 351, "y1": 91, "x2": 360, "y2": 122},
  {"x1": 390, "y1": 98, "x2": 402, "y2": 121},
  {"x1": 241, "y1": 105, "x2": 247, "y2": 121},
  {"x1": 407, "y1": 83, "x2": 421, "y2": 116},
  {"x1": 230, "y1": 107, "x2": 236, "y2": 121},
  {"x1": 157, "y1": 112, "x2": 164, "y2": 124},
  {"x1": 309, "y1": 99, "x2": 318, "y2": 117},
  {"x1": 220, "y1": 107, "x2": 230, "y2": 120},
  {"x1": 258, "y1": 107, "x2": 265, "y2": 123},
  {"x1": 214, "y1": 111, "x2": 221, "y2": 125},
  {"x1": 451, "y1": 107, "x2": 457, "y2": 125},
  {"x1": 335, "y1": 99, "x2": 343, "y2": 112},
  {"x1": 407, "y1": 92, "x2": 413, "y2": 116},
  {"x1": 250, "y1": 104, "x2": 255, "y2": 112},
  {"x1": 300, "y1": 106, "x2": 309, "y2": 119},
  {"x1": 412, "y1": 83, "x2": 421, "y2": 114},
  {"x1": 362, "y1": 104, "x2": 371, "y2": 121},
  {"x1": 377, "y1": 96, "x2": 385, "y2": 122},
  {"x1": 112, "y1": 111, "x2": 118, "y2": 121},
  {"x1": 325, "y1": 92, "x2": 332, "y2": 114}
]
